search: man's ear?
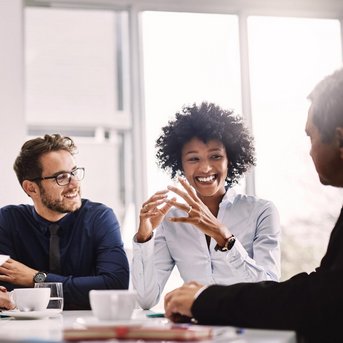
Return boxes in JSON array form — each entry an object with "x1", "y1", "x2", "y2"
[
  {"x1": 335, "y1": 127, "x2": 343, "y2": 158},
  {"x1": 22, "y1": 180, "x2": 38, "y2": 197}
]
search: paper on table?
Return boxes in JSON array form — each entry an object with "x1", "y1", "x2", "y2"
[
  {"x1": 0, "y1": 255, "x2": 9, "y2": 266},
  {"x1": 64, "y1": 325, "x2": 213, "y2": 341}
]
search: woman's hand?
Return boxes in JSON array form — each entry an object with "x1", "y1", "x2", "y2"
[
  {"x1": 136, "y1": 189, "x2": 175, "y2": 242},
  {"x1": 166, "y1": 177, "x2": 231, "y2": 246}
]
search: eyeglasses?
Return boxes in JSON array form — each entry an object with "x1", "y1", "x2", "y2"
[{"x1": 30, "y1": 167, "x2": 85, "y2": 186}]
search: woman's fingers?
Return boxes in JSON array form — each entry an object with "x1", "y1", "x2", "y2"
[
  {"x1": 178, "y1": 177, "x2": 198, "y2": 200},
  {"x1": 140, "y1": 191, "x2": 169, "y2": 216},
  {"x1": 165, "y1": 198, "x2": 192, "y2": 214},
  {"x1": 142, "y1": 189, "x2": 169, "y2": 206},
  {"x1": 167, "y1": 185, "x2": 193, "y2": 205}
]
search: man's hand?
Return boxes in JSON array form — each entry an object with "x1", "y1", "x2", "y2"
[
  {"x1": 164, "y1": 281, "x2": 204, "y2": 322},
  {"x1": 0, "y1": 259, "x2": 37, "y2": 287},
  {"x1": 0, "y1": 286, "x2": 15, "y2": 310}
]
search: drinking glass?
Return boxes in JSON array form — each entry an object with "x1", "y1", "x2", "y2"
[{"x1": 34, "y1": 282, "x2": 64, "y2": 312}]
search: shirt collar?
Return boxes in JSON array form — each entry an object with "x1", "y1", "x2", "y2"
[
  {"x1": 219, "y1": 187, "x2": 237, "y2": 207},
  {"x1": 31, "y1": 207, "x2": 74, "y2": 234}
]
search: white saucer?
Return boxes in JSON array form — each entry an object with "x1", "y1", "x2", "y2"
[
  {"x1": 76, "y1": 316, "x2": 147, "y2": 327},
  {"x1": 1, "y1": 308, "x2": 62, "y2": 319}
]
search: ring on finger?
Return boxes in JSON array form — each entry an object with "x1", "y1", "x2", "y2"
[{"x1": 187, "y1": 205, "x2": 192, "y2": 215}]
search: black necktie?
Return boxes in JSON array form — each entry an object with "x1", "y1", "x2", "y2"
[{"x1": 49, "y1": 224, "x2": 61, "y2": 274}]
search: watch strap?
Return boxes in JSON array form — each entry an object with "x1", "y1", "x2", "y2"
[{"x1": 214, "y1": 235, "x2": 236, "y2": 252}]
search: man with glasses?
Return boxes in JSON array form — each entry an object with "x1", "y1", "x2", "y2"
[{"x1": 0, "y1": 134, "x2": 129, "y2": 309}]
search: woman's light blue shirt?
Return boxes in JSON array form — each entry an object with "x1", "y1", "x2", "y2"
[{"x1": 132, "y1": 189, "x2": 281, "y2": 309}]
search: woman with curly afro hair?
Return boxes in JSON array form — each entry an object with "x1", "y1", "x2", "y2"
[{"x1": 132, "y1": 102, "x2": 281, "y2": 310}]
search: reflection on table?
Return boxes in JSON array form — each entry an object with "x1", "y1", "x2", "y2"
[{"x1": 0, "y1": 309, "x2": 296, "y2": 342}]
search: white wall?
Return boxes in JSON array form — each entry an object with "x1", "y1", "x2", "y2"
[{"x1": 0, "y1": 0, "x2": 27, "y2": 206}]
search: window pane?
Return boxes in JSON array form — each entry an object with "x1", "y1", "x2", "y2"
[
  {"x1": 25, "y1": 7, "x2": 129, "y2": 126},
  {"x1": 142, "y1": 11, "x2": 242, "y2": 195},
  {"x1": 25, "y1": 7, "x2": 132, "y2": 223},
  {"x1": 142, "y1": 10, "x2": 242, "y2": 310},
  {"x1": 248, "y1": 16, "x2": 343, "y2": 279}
]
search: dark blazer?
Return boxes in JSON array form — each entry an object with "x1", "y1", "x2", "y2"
[{"x1": 192, "y1": 207, "x2": 343, "y2": 342}]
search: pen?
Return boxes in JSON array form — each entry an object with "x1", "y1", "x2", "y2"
[{"x1": 146, "y1": 312, "x2": 165, "y2": 318}]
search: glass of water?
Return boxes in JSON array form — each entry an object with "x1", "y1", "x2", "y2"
[{"x1": 34, "y1": 282, "x2": 64, "y2": 313}]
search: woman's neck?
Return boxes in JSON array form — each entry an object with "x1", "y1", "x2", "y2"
[{"x1": 199, "y1": 192, "x2": 225, "y2": 217}]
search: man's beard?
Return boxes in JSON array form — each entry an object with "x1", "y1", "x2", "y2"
[{"x1": 39, "y1": 184, "x2": 82, "y2": 214}]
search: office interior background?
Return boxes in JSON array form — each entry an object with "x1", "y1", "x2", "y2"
[{"x1": 1, "y1": 0, "x2": 343, "y2": 308}]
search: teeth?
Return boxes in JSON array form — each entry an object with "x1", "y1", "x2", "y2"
[
  {"x1": 65, "y1": 193, "x2": 77, "y2": 198},
  {"x1": 197, "y1": 175, "x2": 215, "y2": 182}
]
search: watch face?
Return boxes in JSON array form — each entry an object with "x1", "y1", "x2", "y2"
[
  {"x1": 215, "y1": 236, "x2": 236, "y2": 251},
  {"x1": 34, "y1": 272, "x2": 46, "y2": 283},
  {"x1": 226, "y1": 236, "x2": 236, "y2": 250}
]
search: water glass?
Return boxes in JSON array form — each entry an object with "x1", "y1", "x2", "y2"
[{"x1": 34, "y1": 282, "x2": 64, "y2": 312}]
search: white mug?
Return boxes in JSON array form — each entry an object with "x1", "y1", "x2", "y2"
[
  {"x1": 13, "y1": 288, "x2": 50, "y2": 312},
  {"x1": 89, "y1": 290, "x2": 137, "y2": 321}
]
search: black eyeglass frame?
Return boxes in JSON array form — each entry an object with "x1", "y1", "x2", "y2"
[{"x1": 29, "y1": 167, "x2": 85, "y2": 186}]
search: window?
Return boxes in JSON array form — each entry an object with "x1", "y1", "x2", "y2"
[
  {"x1": 142, "y1": 10, "x2": 242, "y2": 310},
  {"x1": 142, "y1": 11, "x2": 343, "y2": 287},
  {"x1": 248, "y1": 16, "x2": 343, "y2": 278},
  {"x1": 22, "y1": 1, "x2": 343, "y2": 309},
  {"x1": 25, "y1": 6, "x2": 133, "y2": 224},
  {"x1": 142, "y1": 11, "x2": 242, "y2": 195}
]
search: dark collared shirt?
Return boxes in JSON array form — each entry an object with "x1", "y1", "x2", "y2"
[{"x1": 0, "y1": 199, "x2": 129, "y2": 309}]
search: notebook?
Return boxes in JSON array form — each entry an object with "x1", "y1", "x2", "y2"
[{"x1": 64, "y1": 324, "x2": 213, "y2": 341}]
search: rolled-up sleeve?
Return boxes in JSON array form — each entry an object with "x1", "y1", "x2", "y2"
[{"x1": 214, "y1": 200, "x2": 281, "y2": 283}]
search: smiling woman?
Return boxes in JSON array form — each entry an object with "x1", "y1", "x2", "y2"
[
  {"x1": 181, "y1": 138, "x2": 229, "y2": 199},
  {"x1": 131, "y1": 102, "x2": 281, "y2": 310}
]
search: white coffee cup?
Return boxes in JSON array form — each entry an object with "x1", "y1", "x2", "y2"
[
  {"x1": 13, "y1": 288, "x2": 50, "y2": 312},
  {"x1": 89, "y1": 290, "x2": 137, "y2": 321}
]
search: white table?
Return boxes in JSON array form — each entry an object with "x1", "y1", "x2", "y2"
[{"x1": 0, "y1": 310, "x2": 296, "y2": 342}]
